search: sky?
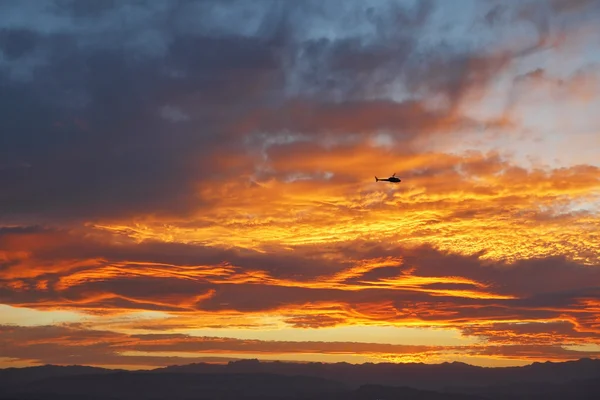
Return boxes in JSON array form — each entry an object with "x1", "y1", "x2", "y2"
[{"x1": 0, "y1": 0, "x2": 599, "y2": 369}]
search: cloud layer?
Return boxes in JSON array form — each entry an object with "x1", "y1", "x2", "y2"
[{"x1": 1, "y1": 0, "x2": 599, "y2": 368}]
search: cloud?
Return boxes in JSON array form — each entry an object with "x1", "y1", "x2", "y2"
[
  {"x1": 1, "y1": 225, "x2": 599, "y2": 350},
  {"x1": 1, "y1": 0, "x2": 600, "y2": 368},
  {"x1": 0, "y1": 0, "x2": 288, "y2": 222},
  {"x1": 1, "y1": 324, "x2": 598, "y2": 368},
  {"x1": 159, "y1": 105, "x2": 190, "y2": 123},
  {"x1": 0, "y1": 323, "x2": 441, "y2": 367},
  {"x1": 0, "y1": 0, "x2": 578, "y2": 223}
]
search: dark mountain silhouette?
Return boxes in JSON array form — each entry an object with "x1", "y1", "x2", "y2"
[
  {"x1": 0, "y1": 372, "x2": 345, "y2": 400},
  {"x1": 0, "y1": 365, "x2": 116, "y2": 387},
  {"x1": 344, "y1": 384, "x2": 484, "y2": 400},
  {"x1": 0, "y1": 373, "x2": 485, "y2": 400},
  {"x1": 155, "y1": 357, "x2": 600, "y2": 390},
  {"x1": 448, "y1": 376, "x2": 600, "y2": 400},
  {"x1": 0, "y1": 358, "x2": 598, "y2": 400}
]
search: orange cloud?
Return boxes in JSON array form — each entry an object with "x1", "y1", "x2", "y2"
[
  {"x1": 1, "y1": 146, "x2": 599, "y2": 361},
  {"x1": 0, "y1": 324, "x2": 597, "y2": 369},
  {"x1": 86, "y1": 149, "x2": 599, "y2": 264},
  {"x1": 2, "y1": 223, "x2": 599, "y2": 357}
]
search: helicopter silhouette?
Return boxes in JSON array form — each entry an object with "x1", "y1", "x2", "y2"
[{"x1": 375, "y1": 173, "x2": 401, "y2": 183}]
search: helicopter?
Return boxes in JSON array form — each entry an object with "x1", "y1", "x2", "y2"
[{"x1": 375, "y1": 173, "x2": 401, "y2": 183}]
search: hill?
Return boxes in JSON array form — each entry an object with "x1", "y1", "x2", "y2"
[
  {"x1": 0, "y1": 358, "x2": 599, "y2": 400},
  {"x1": 156, "y1": 357, "x2": 600, "y2": 390}
]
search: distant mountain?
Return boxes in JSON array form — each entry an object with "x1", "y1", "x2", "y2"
[
  {"x1": 1, "y1": 358, "x2": 599, "y2": 400},
  {"x1": 448, "y1": 376, "x2": 600, "y2": 400},
  {"x1": 0, "y1": 372, "x2": 345, "y2": 400},
  {"x1": 155, "y1": 357, "x2": 600, "y2": 390},
  {"x1": 0, "y1": 365, "x2": 116, "y2": 388},
  {"x1": 343, "y1": 384, "x2": 485, "y2": 400},
  {"x1": 0, "y1": 372, "x2": 487, "y2": 400}
]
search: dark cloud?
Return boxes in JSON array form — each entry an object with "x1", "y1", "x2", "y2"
[
  {"x1": 0, "y1": 1, "x2": 287, "y2": 222},
  {"x1": 0, "y1": 0, "x2": 563, "y2": 223},
  {"x1": 462, "y1": 320, "x2": 597, "y2": 344},
  {"x1": 485, "y1": 5, "x2": 509, "y2": 26},
  {"x1": 396, "y1": 247, "x2": 600, "y2": 297},
  {"x1": 0, "y1": 28, "x2": 38, "y2": 59},
  {"x1": 0, "y1": 226, "x2": 344, "y2": 279},
  {"x1": 236, "y1": 99, "x2": 481, "y2": 146},
  {"x1": 550, "y1": 0, "x2": 600, "y2": 13},
  {"x1": 0, "y1": 32, "x2": 282, "y2": 222}
]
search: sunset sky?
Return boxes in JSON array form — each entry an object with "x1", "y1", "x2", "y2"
[{"x1": 1, "y1": 0, "x2": 599, "y2": 369}]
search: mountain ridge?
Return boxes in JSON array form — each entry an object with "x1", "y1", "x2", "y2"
[
  {"x1": 1, "y1": 358, "x2": 599, "y2": 390},
  {"x1": 1, "y1": 359, "x2": 599, "y2": 400}
]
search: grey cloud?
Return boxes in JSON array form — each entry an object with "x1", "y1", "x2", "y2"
[
  {"x1": 550, "y1": 0, "x2": 600, "y2": 13},
  {"x1": 0, "y1": 30, "x2": 282, "y2": 222},
  {"x1": 0, "y1": 28, "x2": 38, "y2": 59},
  {"x1": 159, "y1": 105, "x2": 190, "y2": 123},
  {"x1": 1, "y1": 0, "x2": 593, "y2": 224}
]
